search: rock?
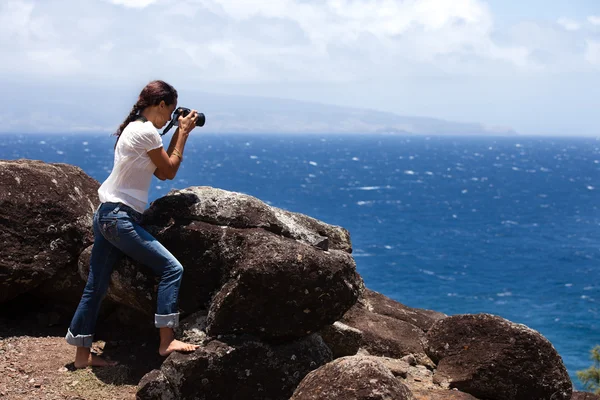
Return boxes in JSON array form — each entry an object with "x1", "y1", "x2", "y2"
[
  {"x1": 572, "y1": 392, "x2": 600, "y2": 400},
  {"x1": 0, "y1": 160, "x2": 99, "y2": 304},
  {"x1": 411, "y1": 389, "x2": 480, "y2": 399},
  {"x1": 137, "y1": 370, "x2": 177, "y2": 400},
  {"x1": 425, "y1": 313, "x2": 572, "y2": 400},
  {"x1": 78, "y1": 187, "x2": 363, "y2": 340},
  {"x1": 174, "y1": 310, "x2": 209, "y2": 345},
  {"x1": 78, "y1": 245, "x2": 159, "y2": 315},
  {"x1": 143, "y1": 187, "x2": 353, "y2": 252},
  {"x1": 320, "y1": 321, "x2": 363, "y2": 358},
  {"x1": 206, "y1": 228, "x2": 362, "y2": 339},
  {"x1": 359, "y1": 289, "x2": 446, "y2": 331},
  {"x1": 290, "y1": 355, "x2": 415, "y2": 400},
  {"x1": 137, "y1": 333, "x2": 332, "y2": 400},
  {"x1": 340, "y1": 302, "x2": 433, "y2": 367}
]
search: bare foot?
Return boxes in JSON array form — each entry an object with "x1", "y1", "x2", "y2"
[
  {"x1": 74, "y1": 353, "x2": 118, "y2": 369},
  {"x1": 159, "y1": 339, "x2": 199, "y2": 356}
]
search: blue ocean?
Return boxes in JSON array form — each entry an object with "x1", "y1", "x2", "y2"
[{"x1": 1, "y1": 132, "x2": 598, "y2": 389}]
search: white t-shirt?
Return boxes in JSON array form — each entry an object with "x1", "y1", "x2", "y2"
[{"x1": 98, "y1": 120, "x2": 163, "y2": 213}]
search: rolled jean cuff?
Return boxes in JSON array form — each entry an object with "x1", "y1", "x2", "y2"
[
  {"x1": 65, "y1": 328, "x2": 93, "y2": 348},
  {"x1": 155, "y1": 313, "x2": 179, "y2": 328}
]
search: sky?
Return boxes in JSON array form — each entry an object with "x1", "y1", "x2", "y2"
[{"x1": 0, "y1": 0, "x2": 599, "y2": 136}]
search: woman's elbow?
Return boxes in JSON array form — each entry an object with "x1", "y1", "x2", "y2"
[
  {"x1": 163, "y1": 168, "x2": 177, "y2": 180},
  {"x1": 154, "y1": 170, "x2": 170, "y2": 181}
]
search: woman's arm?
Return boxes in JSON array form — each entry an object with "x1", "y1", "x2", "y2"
[{"x1": 149, "y1": 111, "x2": 198, "y2": 180}]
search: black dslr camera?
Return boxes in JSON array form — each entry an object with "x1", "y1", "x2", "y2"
[{"x1": 162, "y1": 107, "x2": 206, "y2": 136}]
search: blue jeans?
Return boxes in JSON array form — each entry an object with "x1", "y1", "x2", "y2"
[{"x1": 66, "y1": 202, "x2": 184, "y2": 348}]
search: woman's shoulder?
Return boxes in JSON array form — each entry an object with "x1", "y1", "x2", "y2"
[{"x1": 125, "y1": 120, "x2": 160, "y2": 138}]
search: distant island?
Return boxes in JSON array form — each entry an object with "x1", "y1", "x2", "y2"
[{"x1": 0, "y1": 89, "x2": 517, "y2": 136}]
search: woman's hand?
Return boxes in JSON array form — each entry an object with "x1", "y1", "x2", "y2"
[{"x1": 178, "y1": 109, "x2": 199, "y2": 136}]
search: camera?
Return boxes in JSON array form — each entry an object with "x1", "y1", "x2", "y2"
[{"x1": 162, "y1": 107, "x2": 205, "y2": 135}]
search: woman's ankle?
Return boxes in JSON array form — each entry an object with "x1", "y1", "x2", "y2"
[{"x1": 159, "y1": 327, "x2": 175, "y2": 345}]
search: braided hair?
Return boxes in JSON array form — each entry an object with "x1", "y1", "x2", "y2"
[{"x1": 114, "y1": 80, "x2": 178, "y2": 147}]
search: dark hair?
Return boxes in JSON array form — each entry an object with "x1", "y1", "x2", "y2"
[{"x1": 114, "y1": 80, "x2": 178, "y2": 145}]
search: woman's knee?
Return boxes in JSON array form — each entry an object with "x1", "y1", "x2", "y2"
[{"x1": 167, "y1": 261, "x2": 184, "y2": 278}]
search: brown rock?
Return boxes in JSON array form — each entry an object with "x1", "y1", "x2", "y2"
[
  {"x1": 411, "y1": 389, "x2": 480, "y2": 399},
  {"x1": 290, "y1": 355, "x2": 415, "y2": 400},
  {"x1": 340, "y1": 303, "x2": 432, "y2": 366},
  {"x1": 572, "y1": 392, "x2": 600, "y2": 400},
  {"x1": 426, "y1": 313, "x2": 572, "y2": 400},
  {"x1": 360, "y1": 289, "x2": 446, "y2": 331},
  {"x1": 137, "y1": 370, "x2": 176, "y2": 400},
  {"x1": 137, "y1": 333, "x2": 332, "y2": 400},
  {"x1": 206, "y1": 228, "x2": 362, "y2": 339},
  {"x1": 144, "y1": 186, "x2": 353, "y2": 252},
  {"x1": 78, "y1": 187, "x2": 363, "y2": 341},
  {"x1": 0, "y1": 159, "x2": 99, "y2": 304},
  {"x1": 319, "y1": 321, "x2": 363, "y2": 358}
]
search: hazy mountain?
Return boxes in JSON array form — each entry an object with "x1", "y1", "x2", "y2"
[{"x1": 0, "y1": 83, "x2": 516, "y2": 135}]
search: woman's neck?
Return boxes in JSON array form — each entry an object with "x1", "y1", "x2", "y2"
[{"x1": 141, "y1": 107, "x2": 160, "y2": 128}]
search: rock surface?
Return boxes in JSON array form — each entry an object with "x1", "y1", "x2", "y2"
[
  {"x1": 88, "y1": 187, "x2": 364, "y2": 339},
  {"x1": 143, "y1": 186, "x2": 353, "y2": 252},
  {"x1": 319, "y1": 321, "x2": 363, "y2": 358},
  {"x1": 0, "y1": 161, "x2": 581, "y2": 400},
  {"x1": 411, "y1": 389, "x2": 480, "y2": 399},
  {"x1": 0, "y1": 159, "x2": 99, "y2": 304},
  {"x1": 359, "y1": 288, "x2": 446, "y2": 331},
  {"x1": 138, "y1": 333, "x2": 332, "y2": 400},
  {"x1": 571, "y1": 392, "x2": 600, "y2": 400},
  {"x1": 205, "y1": 228, "x2": 362, "y2": 339},
  {"x1": 290, "y1": 355, "x2": 415, "y2": 400},
  {"x1": 339, "y1": 298, "x2": 433, "y2": 366},
  {"x1": 426, "y1": 313, "x2": 572, "y2": 400}
]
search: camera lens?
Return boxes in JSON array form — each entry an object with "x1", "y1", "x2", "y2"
[{"x1": 196, "y1": 113, "x2": 206, "y2": 127}]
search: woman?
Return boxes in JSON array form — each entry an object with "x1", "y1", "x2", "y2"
[{"x1": 66, "y1": 80, "x2": 200, "y2": 368}]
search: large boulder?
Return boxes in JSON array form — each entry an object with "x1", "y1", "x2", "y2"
[
  {"x1": 206, "y1": 228, "x2": 362, "y2": 339},
  {"x1": 338, "y1": 300, "x2": 433, "y2": 366},
  {"x1": 87, "y1": 187, "x2": 363, "y2": 339},
  {"x1": 425, "y1": 313, "x2": 572, "y2": 400},
  {"x1": 320, "y1": 290, "x2": 444, "y2": 364},
  {"x1": 143, "y1": 187, "x2": 353, "y2": 252},
  {"x1": 0, "y1": 159, "x2": 99, "y2": 304},
  {"x1": 290, "y1": 355, "x2": 415, "y2": 400},
  {"x1": 137, "y1": 333, "x2": 332, "y2": 400},
  {"x1": 78, "y1": 245, "x2": 158, "y2": 315},
  {"x1": 359, "y1": 289, "x2": 446, "y2": 331}
]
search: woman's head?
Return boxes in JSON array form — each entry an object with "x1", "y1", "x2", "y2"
[{"x1": 115, "y1": 80, "x2": 178, "y2": 138}]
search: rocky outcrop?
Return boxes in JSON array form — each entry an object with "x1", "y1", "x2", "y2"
[
  {"x1": 425, "y1": 313, "x2": 573, "y2": 400},
  {"x1": 320, "y1": 288, "x2": 444, "y2": 367},
  {"x1": 290, "y1": 355, "x2": 415, "y2": 400},
  {"x1": 85, "y1": 187, "x2": 363, "y2": 340},
  {"x1": 572, "y1": 392, "x2": 600, "y2": 400},
  {"x1": 410, "y1": 389, "x2": 480, "y2": 399},
  {"x1": 1, "y1": 160, "x2": 580, "y2": 400},
  {"x1": 359, "y1": 288, "x2": 446, "y2": 331},
  {"x1": 143, "y1": 186, "x2": 352, "y2": 252},
  {"x1": 0, "y1": 160, "x2": 99, "y2": 304},
  {"x1": 205, "y1": 228, "x2": 360, "y2": 339},
  {"x1": 138, "y1": 331, "x2": 332, "y2": 400},
  {"x1": 319, "y1": 321, "x2": 363, "y2": 358}
]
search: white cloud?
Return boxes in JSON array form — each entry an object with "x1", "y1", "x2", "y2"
[
  {"x1": 588, "y1": 16, "x2": 600, "y2": 25},
  {"x1": 108, "y1": 0, "x2": 158, "y2": 8},
  {"x1": 0, "y1": 0, "x2": 599, "y2": 136},
  {"x1": 585, "y1": 40, "x2": 600, "y2": 66},
  {"x1": 2, "y1": 0, "x2": 598, "y2": 84},
  {"x1": 557, "y1": 17, "x2": 580, "y2": 31}
]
